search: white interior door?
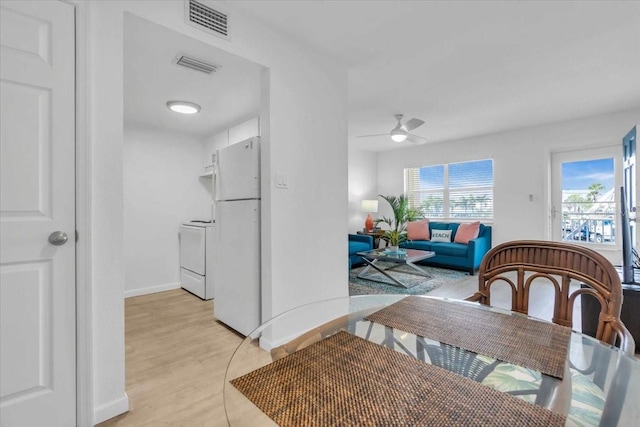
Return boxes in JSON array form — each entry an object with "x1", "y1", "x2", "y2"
[{"x1": 0, "y1": 1, "x2": 76, "y2": 425}]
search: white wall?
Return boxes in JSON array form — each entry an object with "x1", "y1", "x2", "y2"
[
  {"x1": 85, "y1": 1, "x2": 347, "y2": 422},
  {"x1": 87, "y1": 3, "x2": 127, "y2": 422},
  {"x1": 348, "y1": 146, "x2": 378, "y2": 233},
  {"x1": 229, "y1": 115, "x2": 260, "y2": 146},
  {"x1": 373, "y1": 109, "x2": 640, "y2": 264},
  {"x1": 123, "y1": 125, "x2": 210, "y2": 297}
]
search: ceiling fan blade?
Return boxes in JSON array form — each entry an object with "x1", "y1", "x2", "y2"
[
  {"x1": 406, "y1": 134, "x2": 427, "y2": 144},
  {"x1": 404, "y1": 118, "x2": 425, "y2": 132},
  {"x1": 356, "y1": 133, "x2": 389, "y2": 139}
]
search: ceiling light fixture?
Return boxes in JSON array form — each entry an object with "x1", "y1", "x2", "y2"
[
  {"x1": 390, "y1": 128, "x2": 408, "y2": 142},
  {"x1": 166, "y1": 101, "x2": 201, "y2": 114},
  {"x1": 390, "y1": 119, "x2": 408, "y2": 142},
  {"x1": 356, "y1": 114, "x2": 426, "y2": 144}
]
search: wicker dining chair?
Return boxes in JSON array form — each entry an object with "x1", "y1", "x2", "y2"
[
  {"x1": 464, "y1": 240, "x2": 636, "y2": 426},
  {"x1": 465, "y1": 240, "x2": 634, "y2": 355}
]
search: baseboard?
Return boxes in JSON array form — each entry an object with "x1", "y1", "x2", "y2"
[
  {"x1": 124, "y1": 282, "x2": 181, "y2": 298},
  {"x1": 93, "y1": 392, "x2": 129, "y2": 425},
  {"x1": 259, "y1": 328, "x2": 312, "y2": 352}
]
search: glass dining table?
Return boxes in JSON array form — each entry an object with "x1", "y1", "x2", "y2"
[{"x1": 223, "y1": 295, "x2": 639, "y2": 426}]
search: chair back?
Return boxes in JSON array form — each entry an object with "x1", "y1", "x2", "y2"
[{"x1": 466, "y1": 240, "x2": 634, "y2": 354}]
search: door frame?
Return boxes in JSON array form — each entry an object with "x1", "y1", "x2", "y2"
[{"x1": 68, "y1": 0, "x2": 93, "y2": 425}]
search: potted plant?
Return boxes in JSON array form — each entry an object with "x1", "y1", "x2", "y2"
[
  {"x1": 375, "y1": 194, "x2": 423, "y2": 252},
  {"x1": 382, "y1": 229, "x2": 405, "y2": 252}
]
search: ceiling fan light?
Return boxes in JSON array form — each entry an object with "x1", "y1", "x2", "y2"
[
  {"x1": 390, "y1": 129, "x2": 407, "y2": 142},
  {"x1": 167, "y1": 101, "x2": 201, "y2": 114}
]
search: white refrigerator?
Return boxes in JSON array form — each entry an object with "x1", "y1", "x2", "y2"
[{"x1": 213, "y1": 136, "x2": 261, "y2": 336}]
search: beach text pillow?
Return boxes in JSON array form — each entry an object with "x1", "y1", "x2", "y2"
[{"x1": 431, "y1": 229, "x2": 452, "y2": 242}]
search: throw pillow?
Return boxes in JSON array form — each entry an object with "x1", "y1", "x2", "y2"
[
  {"x1": 407, "y1": 219, "x2": 430, "y2": 240},
  {"x1": 454, "y1": 221, "x2": 481, "y2": 244},
  {"x1": 431, "y1": 229, "x2": 452, "y2": 242}
]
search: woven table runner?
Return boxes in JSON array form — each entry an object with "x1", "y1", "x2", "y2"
[
  {"x1": 365, "y1": 296, "x2": 571, "y2": 379},
  {"x1": 231, "y1": 331, "x2": 566, "y2": 427}
]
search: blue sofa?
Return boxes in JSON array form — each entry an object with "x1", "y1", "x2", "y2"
[
  {"x1": 400, "y1": 222, "x2": 492, "y2": 274},
  {"x1": 349, "y1": 234, "x2": 374, "y2": 269}
]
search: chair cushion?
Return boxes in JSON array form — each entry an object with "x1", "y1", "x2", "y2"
[
  {"x1": 401, "y1": 240, "x2": 433, "y2": 251},
  {"x1": 431, "y1": 242, "x2": 468, "y2": 257}
]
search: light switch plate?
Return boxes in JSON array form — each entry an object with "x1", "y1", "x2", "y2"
[{"x1": 275, "y1": 173, "x2": 288, "y2": 189}]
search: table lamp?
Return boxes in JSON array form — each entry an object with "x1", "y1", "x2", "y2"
[{"x1": 361, "y1": 199, "x2": 378, "y2": 232}]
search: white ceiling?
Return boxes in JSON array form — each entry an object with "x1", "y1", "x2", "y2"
[
  {"x1": 225, "y1": 0, "x2": 640, "y2": 151},
  {"x1": 124, "y1": 2, "x2": 640, "y2": 150},
  {"x1": 123, "y1": 13, "x2": 262, "y2": 137}
]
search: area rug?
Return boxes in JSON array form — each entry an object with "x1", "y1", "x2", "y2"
[{"x1": 349, "y1": 262, "x2": 468, "y2": 295}]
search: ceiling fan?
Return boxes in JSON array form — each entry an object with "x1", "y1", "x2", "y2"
[{"x1": 357, "y1": 114, "x2": 427, "y2": 144}]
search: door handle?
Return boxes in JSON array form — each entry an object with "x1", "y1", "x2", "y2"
[{"x1": 48, "y1": 231, "x2": 68, "y2": 246}]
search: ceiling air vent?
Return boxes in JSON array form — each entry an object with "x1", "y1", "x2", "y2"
[
  {"x1": 186, "y1": 0, "x2": 229, "y2": 40},
  {"x1": 174, "y1": 54, "x2": 220, "y2": 74}
]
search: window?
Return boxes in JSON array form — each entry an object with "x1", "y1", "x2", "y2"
[{"x1": 405, "y1": 159, "x2": 494, "y2": 219}]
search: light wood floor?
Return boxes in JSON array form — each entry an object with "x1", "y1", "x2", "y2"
[
  {"x1": 97, "y1": 273, "x2": 576, "y2": 426},
  {"x1": 97, "y1": 289, "x2": 243, "y2": 427}
]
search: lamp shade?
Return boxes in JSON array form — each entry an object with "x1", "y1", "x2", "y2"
[{"x1": 361, "y1": 199, "x2": 378, "y2": 213}]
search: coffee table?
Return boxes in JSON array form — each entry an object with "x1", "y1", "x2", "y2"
[{"x1": 356, "y1": 248, "x2": 435, "y2": 288}]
